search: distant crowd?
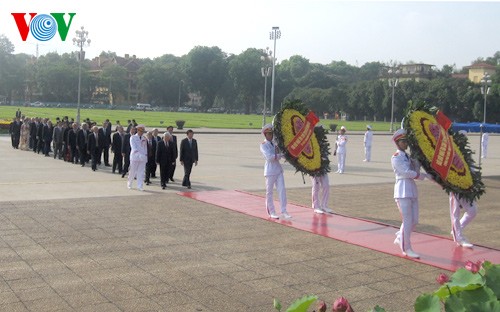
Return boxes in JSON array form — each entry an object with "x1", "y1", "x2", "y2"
[{"x1": 8, "y1": 108, "x2": 187, "y2": 189}]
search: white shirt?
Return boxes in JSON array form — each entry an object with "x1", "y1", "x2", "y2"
[
  {"x1": 130, "y1": 134, "x2": 148, "y2": 162},
  {"x1": 260, "y1": 140, "x2": 284, "y2": 176},
  {"x1": 391, "y1": 149, "x2": 420, "y2": 198},
  {"x1": 364, "y1": 130, "x2": 373, "y2": 146},
  {"x1": 336, "y1": 134, "x2": 347, "y2": 154}
]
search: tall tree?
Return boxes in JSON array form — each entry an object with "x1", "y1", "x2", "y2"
[{"x1": 183, "y1": 46, "x2": 228, "y2": 109}]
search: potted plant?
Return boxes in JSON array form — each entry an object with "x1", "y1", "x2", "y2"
[{"x1": 175, "y1": 120, "x2": 185, "y2": 130}]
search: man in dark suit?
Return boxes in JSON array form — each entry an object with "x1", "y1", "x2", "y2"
[
  {"x1": 9, "y1": 117, "x2": 22, "y2": 149},
  {"x1": 76, "y1": 123, "x2": 89, "y2": 166},
  {"x1": 67, "y1": 123, "x2": 79, "y2": 164},
  {"x1": 144, "y1": 131, "x2": 157, "y2": 185},
  {"x1": 121, "y1": 126, "x2": 136, "y2": 177},
  {"x1": 179, "y1": 129, "x2": 198, "y2": 189},
  {"x1": 88, "y1": 125, "x2": 102, "y2": 171},
  {"x1": 112, "y1": 125, "x2": 125, "y2": 174},
  {"x1": 99, "y1": 119, "x2": 112, "y2": 166},
  {"x1": 166, "y1": 126, "x2": 178, "y2": 182},
  {"x1": 42, "y1": 120, "x2": 53, "y2": 156},
  {"x1": 156, "y1": 132, "x2": 175, "y2": 189},
  {"x1": 35, "y1": 119, "x2": 44, "y2": 153}
]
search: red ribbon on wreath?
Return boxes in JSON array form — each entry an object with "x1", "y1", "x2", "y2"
[
  {"x1": 432, "y1": 111, "x2": 455, "y2": 180},
  {"x1": 286, "y1": 111, "x2": 319, "y2": 157}
]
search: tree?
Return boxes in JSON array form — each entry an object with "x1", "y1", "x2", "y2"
[
  {"x1": 183, "y1": 46, "x2": 228, "y2": 109},
  {"x1": 228, "y1": 48, "x2": 263, "y2": 114}
]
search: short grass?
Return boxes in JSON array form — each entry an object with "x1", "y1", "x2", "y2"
[{"x1": 0, "y1": 106, "x2": 392, "y2": 131}]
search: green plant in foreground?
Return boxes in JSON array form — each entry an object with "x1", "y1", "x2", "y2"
[{"x1": 274, "y1": 260, "x2": 500, "y2": 312}]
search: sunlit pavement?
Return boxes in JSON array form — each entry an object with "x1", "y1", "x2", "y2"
[{"x1": 0, "y1": 131, "x2": 498, "y2": 311}]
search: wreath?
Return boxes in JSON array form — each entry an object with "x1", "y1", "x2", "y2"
[
  {"x1": 273, "y1": 99, "x2": 331, "y2": 177},
  {"x1": 402, "y1": 102, "x2": 485, "y2": 203}
]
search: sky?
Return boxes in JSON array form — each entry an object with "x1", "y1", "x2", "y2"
[{"x1": 1, "y1": 0, "x2": 500, "y2": 70}]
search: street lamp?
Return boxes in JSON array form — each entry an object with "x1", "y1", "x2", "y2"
[
  {"x1": 72, "y1": 26, "x2": 90, "y2": 124},
  {"x1": 178, "y1": 80, "x2": 184, "y2": 110},
  {"x1": 478, "y1": 72, "x2": 492, "y2": 165},
  {"x1": 261, "y1": 48, "x2": 272, "y2": 126},
  {"x1": 388, "y1": 68, "x2": 400, "y2": 133},
  {"x1": 269, "y1": 26, "x2": 281, "y2": 115}
]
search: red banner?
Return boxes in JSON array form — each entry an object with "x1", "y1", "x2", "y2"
[
  {"x1": 287, "y1": 111, "x2": 319, "y2": 157},
  {"x1": 431, "y1": 111, "x2": 454, "y2": 179}
]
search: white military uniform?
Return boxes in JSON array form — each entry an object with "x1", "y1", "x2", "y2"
[
  {"x1": 481, "y1": 132, "x2": 489, "y2": 158},
  {"x1": 392, "y1": 148, "x2": 425, "y2": 253},
  {"x1": 128, "y1": 130, "x2": 148, "y2": 190},
  {"x1": 363, "y1": 127, "x2": 373, "y2": 162},
  {"x1": 449, "y1": 193, "x2": 477, "y2": 244},
  {"x1": 311, "y1": 174, "x2": 330, "y2": 212},
  {"x1": 260, "y1": 138, "x2": 287, "y2": 216},
  {"x1": 336, "y1": 133, "x2": 347, "y2": 173}
]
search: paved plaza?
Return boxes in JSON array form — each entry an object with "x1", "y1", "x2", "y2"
[{"x1": 0, "y1": 130, "x2": 499, "y2": 311}]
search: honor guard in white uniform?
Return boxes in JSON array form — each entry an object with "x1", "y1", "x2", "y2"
[
  {"x1": 128, "y1": 124, "x2": 148, "y2": 191},
  {"x1": 260, "y1": 124, "x2": 291, "y2": 219},
  {"x1": 363, "y1": 125, "x2": 373, "y2": 162},
  {"x1": 481, "y1": 132, "x2": 489, "y2": 159},
  {"x1": 449, "y1": 193, "x2": 477, "y2": 248},
  {"x1": 391, "y1": 129, "x2": 431, "y2": 259},
  {"x1": 335, "y1": 126, "x2": 347, "y2": 173}
]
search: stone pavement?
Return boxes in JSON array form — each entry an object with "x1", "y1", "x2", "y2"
[{"x1": 0, "y1": 131, "x2": 499, "y2": 311}]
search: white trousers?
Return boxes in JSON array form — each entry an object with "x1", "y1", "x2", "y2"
[
  {"x1": 311, "y1": 174, "x2": 330, "y2": 209},
  {"x1": 450, "y1": 194, "x2": 477, "y2": 242},
  {"x1": 337, "y1": 152, "x2": 346, "y2": 172},
  {"x1": 481, "y1": 143, "x2": 488, "y2": 158},
  {"x1": 395, "y1": 198, "x2": 419, "y2": 252},
  {"x1": 128, "y1": 160, "x2": 147, "y2": 189},
  {"x1": 364, "y1": 145, "x2": 371, "y2": 161},
  {"x1": 265, "y1": 173, "x2": 287, "y2": 215}
]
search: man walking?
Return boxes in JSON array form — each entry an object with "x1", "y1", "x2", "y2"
[{"x1": 179, "y1": 129, "x2": 198, "y2": 189}]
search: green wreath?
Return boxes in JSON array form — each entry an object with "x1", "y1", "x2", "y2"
[
  {"x1": 273, "y1": 99, "x2": 331, "y2": 176},
  {"x1": 402, "y1": 101, "x2": 485, "y2": 203}
]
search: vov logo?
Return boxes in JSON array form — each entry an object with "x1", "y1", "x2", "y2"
[{"x1": 11, "y1": 13, "x2": 76, "y2": 41}]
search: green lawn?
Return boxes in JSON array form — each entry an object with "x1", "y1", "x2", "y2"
[{"x1": 0, "y1": 106, "x2": 393, "y2": 131}]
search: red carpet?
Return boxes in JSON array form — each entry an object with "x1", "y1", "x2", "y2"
[{"x1": 178, "y1": 190, "x2": 500, "y2": 272}]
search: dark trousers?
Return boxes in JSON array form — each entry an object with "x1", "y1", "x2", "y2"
[
  {"x1": 182, "y1": 161, "x2": 194, "y2": 187},
  {"x1": 112, "y1": 153, "x2": 123, "y2": 173},
  {"x1": 169, "y1": 164, "x2": 176, "y2": 180},
  {"x1": 70, "y1": 146, "x2": 79, "y2": 163},
  {"x1": 160, "y1": 164, "x2": 172, "y2": 187},
  {"x1": 79, "y1": 148, "x2": 88, "y2": 165},
  {"x1": 123, "y1": 154, "x2": 130, "y2": 174},
  {"x1": 43, "y1": 140, "x2": 51, "y2": 156},
  {"x1": 54, "y1": 142, "x2": 63, "y2": 159},
  {"x1": 145, "y1": 159, "x2": 155, "y2": 182},
  {"x1": 90, "y1": 149, "x2": 99, "y2": 170},
  {"x1": 102, "y1": 147, "x2": 110, "y2": 165}
]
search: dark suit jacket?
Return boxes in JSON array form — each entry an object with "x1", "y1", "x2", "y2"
[
  {"x1": 112, "y1": 132, "x2": 123, "y2": 154},
  {"x1": 179, "y1": 138, "x2": 198, "y2": 164},
  {"x1": 171, "y1": 135, "x2": 178, "y2": 160},
  {"x1": 121, "y1": 133, "x2": 131, "y2": 155},
  {"x1": 156, "y1": 140, "x2": 175, "y2": 165},
  {"x1": 87, "y1": 132, "x2": 100, "y2": 153},
  {"x1": 76, "y1": 129, "x2": 88, "y2": 150},
  {"x1": 100, "y1": 126, "x2": 112, "y2": 147},
  {"x1": 68, "y1": 129, "x2": 78, "y2": 148}
]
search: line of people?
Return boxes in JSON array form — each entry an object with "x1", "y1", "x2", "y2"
[{"x1": 8, "y1": 114, "x2": 199, "y2": 191}]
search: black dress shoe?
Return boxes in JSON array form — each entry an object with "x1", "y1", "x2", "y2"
[
  {"x1": 162, "y1": 186, "x2": 166, "y2": 190},
  {"x1": 187, "y1": 185, "x2": 191, "y2": 189},
  {"x1": 121, "y1": 173, "x2": 126, "y2": 178},
  {"x1": 145, "y1": 181, "x2": 151, "y2": 185},
  {"x1": 170, "y1": 178, "x2": 175, "y2": 182}
]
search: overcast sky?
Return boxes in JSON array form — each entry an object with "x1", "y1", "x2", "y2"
[{"x1": 2, "y1": 0, "x2": 499, "y2": 70}]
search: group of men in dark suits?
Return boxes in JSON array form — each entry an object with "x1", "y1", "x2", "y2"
[{"x1": 10, "y1": 113, "x2": 199, "y2": 189}]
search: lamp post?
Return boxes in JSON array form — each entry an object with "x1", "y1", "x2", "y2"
[
  {"x1": 72, "y1": 26, "x2": 90, "y2": 124},
  {"x1": 269, "y1": 26, "x2": 281, "y2": 115},
  {"x1": 388, "y1": 68, "x2": 400, "y2": 133},
  {"x1": 478, "y1": 72, "x2": 492, "y2": 166},
  {"x1": 178, "y1": 80, "x2": 184, "y2": 110},
  {"x1": 261, "y1": 48, "x2": 272, "y2": 126}
]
